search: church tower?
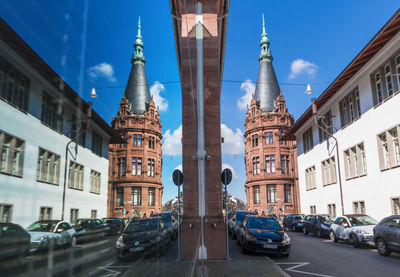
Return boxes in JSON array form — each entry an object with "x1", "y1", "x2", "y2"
[
  {"x1": 244, "y1": 15, "x2": 300, "y2": 216},
  {"x1": 108, "y1": 18, "x2": 163, "y2": 218}
]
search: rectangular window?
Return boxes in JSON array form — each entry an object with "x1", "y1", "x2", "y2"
[
  {"x1": 0, "y1": 132, "x2": 25, "y2": 177},
  {"x1": 90, "y1": 170, "x2": 101, "y2": 194},
  {"x1": 116, "y1": 187, "x2": 124, "y2": 206},
  {"x1": 378, "y1": 127, "x2": 400, "y2": 170},
  {"x1": 39, "y1": 207, "x2": 52, "y2": 220},
  {"x1": 284, "y1": 184, "x2": 292, "y2": 203},
  {"x1": 132, "y1": 157, "x2": 137, "y2": 175},
  {"x1": 264, "y1": 132, "x2": 273, "y2": 145},
  {"x1": 92, "y1": 131, "x2": 102, "y2": 156},
  {"x1": 133, "y1": 134, "x2": 143, "y2": 147},
  {"x1": 71, "y1": 114, "x2": 86, "y2": 147},
  {"x1": 147, "y1": 159, "x2": 155, "y2": 177},
  {"x1": 253, "y1": 186, "x2": 260, "y2": 204},
  {"x1": 0, "y1": 57, "x2": 30, "y2": 111},
  {"x1": 375, "y1": 73, "x2": 383, "y2": 104},
  {"x1": 328, "y1": 204, "x2": 336, "y2": 218},
  {"x1": 385, "y1": 64, "x2": 393, "y2": 96},
  {"x1": 41, "y1": 91, "x2": 63, "y2": 132},
  {"x1": 321, "y1": 156, "x2": 337, "y2": 186},
  {"x1": 148, "y1": 187, "x2": 155, "y2": 206},
  {"x1": 305, "y1": 166, "x2": 316, "y2": 190},
  {"x1": 0, "y1": 204, "x2": 12, "y2": 223},
  {"x1": 318, "y1": 111, "x2": 333, "y2": 142},
  {"x1": 396, "y1": 55, "x2": 400, "y2": 88},
  {"x1": 70, "y1": 209, "x2": 79, "y2": 224},
  {"x1": 267, "y1": 184, "x2": 277, "y2": 203},
  {"x1": 91, "y1": 210, "x2": 97, "y2": 219},
  {"x1": 68, "y1": 161, "x2": 84, "y2": 190},
  {"x1": 353, "y1": 201, "x2": 366, "y2": 214},
  {"x1": 339, "y1": 88, "x2": 361, "y2": 127},
  {"x1": 36, "y1": 147, "x2": 60, "y2": 185},
  {"x1": 148, "y1": 136, "x2": 155, "y2": 149},
  {"x1": 391, "y1": 197, "x2": 400, "y2": 215},
  {"x1": 131, "y1": 187, "x2": 142, "y2": 206},
  {"x1": 343, "y1": 143, "x2": 367, "y2": 179},
  {"x1": 117, "y1": 158, "x2": 126, "y2": 177},
  {"x1": 310, "y1": 205, "x2": 316, "y2": 214},
  {"x1": 302, "y1": 127, "x2": 313, "y2": 152},
  {"x1": 280, "y1": 155, "x2": 289, "y2": 174},
  {"x1": 265, "y1": 155, "x2": 275, "y2": 174}
]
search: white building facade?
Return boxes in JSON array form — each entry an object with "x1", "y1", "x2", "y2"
[
  {"x1": 0, "y1": 19, "x2": 112, "y2": 227},
  {"x1": 286, "y1": 11, "x2": 400, "y2": 221}
]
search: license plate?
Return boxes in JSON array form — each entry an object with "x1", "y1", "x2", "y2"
[
  {"x1": 263, "y1": 244, "x2": 277, "y2": 249},
  {"x1": 129, "y1": 247, "x2": 144, "y2": 252}
]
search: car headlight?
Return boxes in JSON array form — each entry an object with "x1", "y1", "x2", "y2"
[
  {"x1": 282, "y1": 233, "x2": 291, "y2": 246},
  {"x1": 38, "y1": 236, "x2": 50, "y2": 241},
  {"x1": 115, "y1": 236, "x2": 125, "y2": 249},
  {"x1": 246, "y1": 232, "x2": 257, "y2": 241},
  {"x1": 321, "y1": 224, "x2": 330, "y2": 230}
]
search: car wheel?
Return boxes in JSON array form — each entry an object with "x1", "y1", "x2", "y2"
[
  {"x1": 282, "y1": 253, "x2": 290, "y2": 257},
  {"x1": 316, "y1": 229, "x2": 322, "y2": 238},
  {"x1": 376, "y1": 238, "x2": 391, "y2": 256},
  {"x1": 349, "y1": 234, "x2": 360, "y2": 248},
  {"x1": 330, "y1": 231, "x2": 337, "y2": 242},
  {"x1": 70, "y1": 236, "x2": 77, "y2": 247},
  {"x1": 303, "y1": 227, "x2": 308, "y2": 235}
]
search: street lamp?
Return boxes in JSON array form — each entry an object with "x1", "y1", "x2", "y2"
[{"x1": 311, "y1": 99, "x2": 345, "y2": 216}]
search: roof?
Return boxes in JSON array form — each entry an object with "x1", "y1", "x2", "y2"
[
  {"x1": 254, "y1": 60, "x2": 281, "y2": 112},
  {"x1": 0, "y1": 17, "x2": 113, "y2": 136},
  {"x1": 124, "y1": 63, "x2": 152, "y2": 114},
  {"x1": 285, "y1": 9, "x2": 400, "y2": 139},
  {"x1": 343, "y1": 214, "x2": 369, "y2": 217}
]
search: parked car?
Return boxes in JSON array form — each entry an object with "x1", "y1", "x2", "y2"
[
  {"x1": 150, "y1": 212, "x2": 178, "y2": 239},
  {"x1": 303, "y1": 214, "x2": 335, "y2": 238},
  {"x1": 373, "y1": 215, "x2": 400, "y2": 256},
  {"x1": 229, "y1": 210, "x2": 257, "y2": 239},
  {"x1": 26, "y1": 220, "x2": 76, "y2": 250},
  {"x1": 330, "y1": 214, "x2": 378, "y2": 247},
  {"x1": 0, "y1": 223, "x2": 31, "y2": 259},
  {"x1": 115, "y1": 217, "x2": 171, "y2": 260},
  {"x1": 101, "y1": 217, "x2": 124, "y2": 236},
  {"x1": 283, "y1": 214, "x2": 305, "y2": 232},
  {"x1": 237, "y1": 215, "x2": 291, "y2": 256},
  {"x1": 73, "y1": 218, "x2": 110, "y2": 242}
]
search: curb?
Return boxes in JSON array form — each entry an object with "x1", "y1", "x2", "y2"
[{"x1": 265, "y1": 256, "x2": 291, "y2": 277}]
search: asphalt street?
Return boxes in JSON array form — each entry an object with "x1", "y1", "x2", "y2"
[{"x1": 270, "y1": 230, "x2": 400, "y2": 277}]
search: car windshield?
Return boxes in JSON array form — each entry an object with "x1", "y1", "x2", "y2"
[
  {"x1": 247, "y1": 218, "x2": 282, "y2": 231},
  {"x1": 151, "y1": 213, "x2": 172, "y2": 222},
  {"x1": 102, "y1": 219, "x2": 118, "y2": 224},
  {"x1": 125, "y1": 219, "x2": 159, "y2": 233},
  {"x1": 74, "y1": 219, "x2": 89, "y2": 226},
  {"x1": 26, "y1": 222, "x2": 57, "y2": 232},
  {"x1": 292, "y1": 215, "x2": 304, "y2": 220},
  {"x1": 236, "y1": 212, "x2": 256, "y2": 222},
  {"x1": 348, "y1": 216, "x2": 378, "y2": 226},
  {"x1": 317, "y1": 215, "x2": 334, "y2": 223}
]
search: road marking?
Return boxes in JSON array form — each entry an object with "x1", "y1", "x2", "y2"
[
  {"x1": 275, "y1": 262, "x2": 334, "y2": 277},
  {"x1": 97, "y1": 266, "x2": 131, "y2": 277}
]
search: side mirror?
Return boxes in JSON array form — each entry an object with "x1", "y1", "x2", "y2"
[
  {"x1": 344, "y1": 223, "x2": 349, "y2": 228},
  {"x1": 56, "y1": 229, "x2": 63, "y2": 233}
]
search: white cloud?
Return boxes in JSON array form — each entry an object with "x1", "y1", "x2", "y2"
[
  {"x1": 222, "y1": 163, "x2": 238, "y2": 179},
  {"x1": 237, "y1": 79, "x2": 255, "y2": 111},
  {"x1": 87, "y1": 62, "x2": 116, "y2": 83},
  {"x1": 221, "y1": 124, "x2": 244, "y2": 155},
  {"x1": 163, "y1": 124, "x2": 244, "y2": 156},
  {"x1": 163, "y1": 125, "x2": 182, "y2": 156},
  {"x1": 150, "y1": 81, "x2": 168, "y2": 111},
  {"x1": 288, "y1": 59, "x2": 318, "y2": 80}
]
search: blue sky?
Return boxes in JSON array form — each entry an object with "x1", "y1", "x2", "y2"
[{"x1": 1, "y1": 1, "x2": 399, "y2": 202}]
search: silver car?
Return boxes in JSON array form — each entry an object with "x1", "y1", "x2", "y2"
[
  {"x1": 26, "y1": 220, "x2": 76, "y2": 250},
  {"x1": 329, "y1": 214, "x2": 378, "y2": 247}
]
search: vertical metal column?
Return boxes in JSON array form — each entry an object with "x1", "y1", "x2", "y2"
[{"x1": 195, "y1": 1, "x2": 207, "y2": 260}]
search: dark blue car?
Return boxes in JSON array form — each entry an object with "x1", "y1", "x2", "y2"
[
  {"x1": 237, "y1": 215, "x2": 291, "y2": 256},
  {"x1": 150, "y1": 212, "x2": 177, "y2": 239},
  {"x1": 303, "y1": 214, "x2": 334, "y2": 238},
  {"x1": 373, "y1": 215, "x2": 400, "y2": 256},
  {"x1": 229, "y1": 210, "x2": 257, "y2": 239}
]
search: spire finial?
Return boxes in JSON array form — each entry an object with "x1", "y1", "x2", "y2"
[
  {"x1": 262, "y1": 14, "x2": 266, "y2": 35},
  {"x1": 133, "y1": 16, "x2": 145, "y2": 65},
  {"x1": 259, "y1": 14, "x2": 272, "y2": 63}
]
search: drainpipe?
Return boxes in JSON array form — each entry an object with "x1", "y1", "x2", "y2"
[{"x1": 196, "y1": 1, "x2": 207, "y2": 260}]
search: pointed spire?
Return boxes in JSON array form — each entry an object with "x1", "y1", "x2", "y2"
[
  {"x1": 124, "y1": 16, "x2": 151, "y2": 114},
  {"x1": 259, "y1": 14, "x2": 272, "y2": 63},
  {"x1": 133, "y1": 16, "x2": 145, "y2": 65},
  {"x1": 254, "y1": 14, "x2": 280, "y2": 112}
]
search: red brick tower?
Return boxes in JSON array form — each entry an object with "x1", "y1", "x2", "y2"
[
  {"x1": 108, "y1": 18, "x2": 163, "y2": 218},
  {"x1": 244, "y1": 16, "x2": 299, "y2": 216}
]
